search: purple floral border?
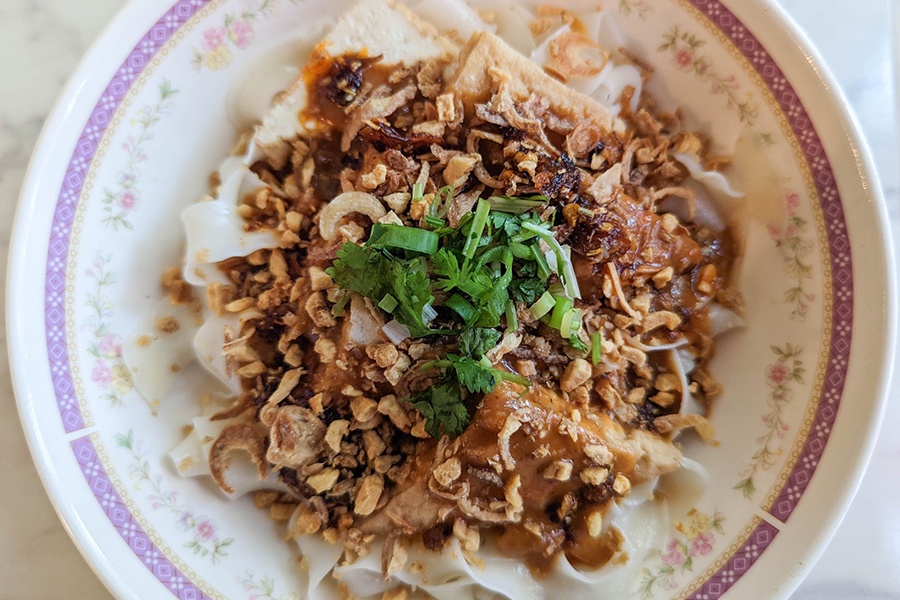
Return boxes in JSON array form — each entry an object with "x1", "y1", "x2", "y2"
[
  {"x1": 39, "y1": 0, "x2": 853, "y2": 598},
  {"x1": 44, "y1": 0, "x2": 210, "y2": 434},
  {"x1": 687, "y1": 521, "x2": 780, "y2": 599},
  {"x1": 687, "y1": 0, "x2": 853, "y2": 524},
  {"x1": 72, "y1": 436, "x2": 213, "y2": 600},
  {"x1": 44, "y1": 0, "x2": 212, "y2": 598}
]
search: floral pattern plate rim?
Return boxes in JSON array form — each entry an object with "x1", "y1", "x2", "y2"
[{"x1": 7, "y1": 0, "x2": 895, "y2": 599}]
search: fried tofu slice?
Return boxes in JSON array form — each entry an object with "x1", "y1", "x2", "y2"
[
  {"x1": 446, "y1": 30, "x2": 619, "y2": 134},
  {"x1": 254, "y1": 0, "x2": 456, "y2": 151}
]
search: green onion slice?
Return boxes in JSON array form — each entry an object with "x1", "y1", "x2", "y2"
[
  {"x1": 445, "y1": 294, "x2": 476, "y2": 323},
  {"x1": 432, "y1": 185, "x2": 455, "y2": 218},
  {"x1": 425, "y1": 215, "x2": 446, "y2": 229},
  {"x1": 521, "y1": 221, "x2": 581, "y2": 299},
  {"x1": 591, "y1": 331, "x2": 603, "y2": 365},
  {"x1": 505, "y1": 300, "x2": 519, "y2": 333},
  {"x1": 531, "y1": 245, "x2": 552, "y2": 280},
  {"x1": 548, "y1": 296, "x2": 574, "y2": 329},
  {"x1": 560, "y1": 308, "x2": 581, "y2": 339},
  {"x1": 332, "y1": 293, "x2": 350, "y2": 317},
  {"x1": 412, "y1": 181, "x2": 425, "y2": 203},
  {"x1": 367, "y1": 223, "x2": 439, "y2": 255},
  {"x1": 487, "y1": 195, "x2": 550, "y2": 214},
  {"x1": 463, "y1": 199, "x2": 492, "y2": 259},
  {"x1": 529, "y1": 291, "x2": 556, "y2": 320},
  {"x1": 378, "y1": 293, "x2": 398, "y2": 313}
]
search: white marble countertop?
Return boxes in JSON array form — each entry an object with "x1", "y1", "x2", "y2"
[{"x1": 0, "y1": 0, "x2": 897, "y2": 598}]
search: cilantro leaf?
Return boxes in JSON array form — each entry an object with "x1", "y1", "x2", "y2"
[
  {"x1": 459, "y1": 328, "x2": 501, "y2": 359},
  {"x1": 432, "y1": 247, "x2": 461, "y2": 291},
  {"x1": 518, "y1": 261, "x2": 539, "y2": 278},
  {"x1": 447, "y1": 354, "x2": 499, "y2": 394},
  {"x1": 327, "y1": 244, "x2": 434, "y2": 337},
  {"x1": 471, "y1": 249, "x2": 513, "y2": 328},
  {"x1": 388, "y1": 257, "x2": 434, "y2": 337},
  {"x1": 509, "y1": 276, "x2": 547, "y2": 304},
  {"x1": 327, "y1": 243, "x2": 388, "y2": 300},
  {"x1": 412, "y1": 378, "x2": 470, "y2": 438},
  {"x1": 490, "y1": 212, "x2": 521, "y2": 239},
  {"x1": 568, "y1": 335, "x2": 590, "y2": 353}
]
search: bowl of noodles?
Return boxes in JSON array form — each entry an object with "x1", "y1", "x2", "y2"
[{"x1": 9, "y1": 0, "x2": 894, "y2": 599}]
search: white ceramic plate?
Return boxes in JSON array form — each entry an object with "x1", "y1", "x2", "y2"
[{"x1": 9, "y1": 0, "x2": 895, "y2": 599}]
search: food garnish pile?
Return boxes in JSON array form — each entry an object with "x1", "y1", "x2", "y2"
[{"x1": 189, "y1": 0, "x2": 739, "y2": 577}]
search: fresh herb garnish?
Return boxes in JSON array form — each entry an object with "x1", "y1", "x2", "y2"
[
  {"x1": 591, "y1": 331, "x2": 603, "y2": 365},
  {"x1": 459, "y1": 327, "x2": 502, "y2": 359},
  {"x1": 327, "y1": 194, "x2": 586, "y2": 438},
  {"x1": 328, "y1": 243, "x2": 434, "y2": 337},
  {"x1": 412, "y1": 379, "x2": 469, "y2": 439},
  {"x1": 367, "y1": 222, "x2": 439, "y2": 255}
]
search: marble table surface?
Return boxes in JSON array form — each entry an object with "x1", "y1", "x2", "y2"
[{"x1": 0, "y1": 0, "x2": 897, "y2": 598}]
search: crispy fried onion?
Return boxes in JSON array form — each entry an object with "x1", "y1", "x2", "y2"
[
  {"x1": 428, "y1": 480, "x2": 514, "y2": 524},
  {"x1": 652, "y1": 186, "x2": 697, "y2": 221},
  {"x1": 211, "y1": 393, "x2": 255, "y2": 421},
  {"x1": 317, "y1": 192, "x2": 387, "y2": 241},
  {"x1": 466, "y1": 130, "x2": 506, "y2": 189},
  {"x1": 621, "y1": 138, "x2": 645, "y2": 183},
  {"x1": 266, "y1": 367, "x2": 304, "y2": 405},
  {"x1": 487, "y1": 332, "x2": 523, "y2": 363},
  {"x1": 566, "y1": 120, "x2": 604, "y2": 158},
  {"x1": 359, "y1": 120, "x2": 443, "y2": 152},
  {"x1": 607, "y1": 262, "x2": 642, "y2": 320},
  {"x1": 447, "y1": 184, "x2": 485, "y2": 227},
  {"x1": 586, "y1": 162, "x2": 624, "y2": 204},
  {"x1": 341, "y1": 83, "x2": 418, "y2": 151},
  {"x1": 266, "y1": 406, "x2": 326, "y2": 470},
  {"x1": 498, "y1": 412, "x2": 523, "y2": 471},
  {"x1": 208, "y1": 422, "x2": 268, "y2": 494},
  {"x1": 489, "y1": 69, "x2": 555, "y2": 151},
  {"x1": 381, "y1": 530, "x2": 413, "y2": 577},
  {"x1": 549, "y1": 32, "x2": 609, "y2": 79},
  {"x1": 653, "y1": 413, "x2": 717, "y2": 443},
  {"x1": 473, "y1": 102, "x2": 510, "y2": 128}
]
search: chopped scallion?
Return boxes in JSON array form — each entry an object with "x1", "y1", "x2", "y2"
[
  {"x1": 548, "y1": 282, "x2": 565, "y2": 297},
  {"x1": 445, "y1": 293, "x2": 476, "y2": 322},
  {"x1": 529, "y1": 291, "x2": 556, "y2": 320},
  {"x1": 367, "y1": 223, "x2": 439, "y2": 255},
  {"x1": 332, "y1": 293, "x2": 350, "y2": 317},
  {"x1": 548, "y1": 296, "x2": 574, "y2": 329},
  {"x1": 463, "y1": 199, "x2": 491, "y2": 259},
  {"x1": 560, "y1": 308, "x2": 581, "y2": 338},
  {"x1": 505, "y1": 300, "x2": 518, "y2": 333},
  {"x1": 487, "y1": 195, "x2": 550, "y2": 214},
  {"x1": 591, "y1": 331, "x2": 603, "y2": 365},
  {"x1": 382, "y1": 319, "x2": 411, "y2": 344},
  {"x1": 433, "y1": 185, "x2": 455, "y2": 218},
  {"x1": 422, "y1": 303, "x2": 438, "y2": 324},
  {"x1": 411, "y1": 181, "x2": 425, "y2": 203},
  {"x1": 378, "y1": 293, "x2": 398, "y2": 313},
  {"x1": 544, "y1": 249, "x2": 558, "y2": 272},
  {"x1": 521, "y1": 221, "x2": 581, "y2": 299},
  {"x1": 425, "y1": 215, "x2": 446, "y2": 229},
  {"x1": 512, "y1": 221, "x2": 550, "y2": 243},
  {"x1": 531, "y1": 245, "x2": 551, "y2": 280}
]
